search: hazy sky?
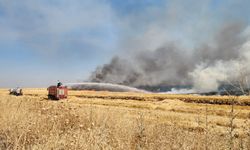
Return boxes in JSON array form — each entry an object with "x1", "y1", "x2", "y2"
[{"x1": 0, "y1": 0, "x2": 249, "y2": 88}]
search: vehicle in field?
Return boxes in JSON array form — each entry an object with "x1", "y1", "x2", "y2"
[
  {"x1": 47, "y1": 82, "x2": 68, "y2": 100},
  {"x1": 9, "y1": 88, "x2": 23, "y2": 96}
]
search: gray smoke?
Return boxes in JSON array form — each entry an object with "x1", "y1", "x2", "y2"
[
  {"x1": 89, "y1": 22, "x2": 250, "y2": 92},
  {"x1": 90, "y1": 43, "x2": 193, "y2": 86}
]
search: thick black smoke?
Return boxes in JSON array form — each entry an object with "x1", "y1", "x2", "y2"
[
  {"x1": 89, "y1": 22, "x2": 250, "y2": 92},
  {"x1": 90, "y1": 43, "x2": 194, "y2": 86}
]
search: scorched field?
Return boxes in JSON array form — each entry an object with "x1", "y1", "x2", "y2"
[{"x1": 0, "y1": 89, "x2": 250, "y2": 150}]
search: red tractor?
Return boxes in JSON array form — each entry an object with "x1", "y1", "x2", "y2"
[{"x1": 47, "y1": 82, "x2": 68, "y2": 100}]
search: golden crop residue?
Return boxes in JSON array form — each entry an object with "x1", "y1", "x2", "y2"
[{"x1": 0, "y1": 89, "x2": 250, "y2": 149}]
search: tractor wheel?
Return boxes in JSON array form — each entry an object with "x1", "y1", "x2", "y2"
[
  {"x1": 48, "y1": 95, "x2": 52, "y2": 99},
  {"x1": 48, "y1": 95, "x2": 58, "y2": 100}
]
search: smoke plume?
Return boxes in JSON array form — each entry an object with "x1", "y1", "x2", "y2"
[{"x1": 90, "y1": 22, "x2": 250, "y2": 92}]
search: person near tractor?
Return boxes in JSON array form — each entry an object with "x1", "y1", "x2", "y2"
[{"x1": 57, "y1": 82, "x2": 62, "y2": 87}]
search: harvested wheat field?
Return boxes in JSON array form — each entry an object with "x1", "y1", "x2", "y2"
[{"x1": 0, "y1": 89, "x2": 250, "y2": 150}]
